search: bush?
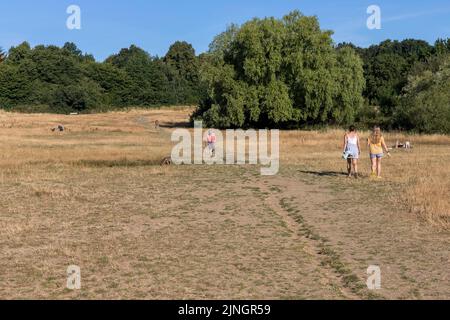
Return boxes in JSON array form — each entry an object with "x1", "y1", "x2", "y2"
[
  {"x1": 395, "y1": 55, "x2": 450, "y2": 134},
  {"x1": 50, "y1": 82, "x2": 104, "y2": 113}
]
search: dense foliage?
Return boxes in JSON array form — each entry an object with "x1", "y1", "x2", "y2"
[
  {"x1": 339, "y1": 38, "x2": 450, "y2": 132},
  {"x1": 193, "y1": 12, "x2": 449, "y2": 132},
  {"x1": 192, "y1": 11, "x2": 365, "y2": 128},
  {"x1": 0, "y1": 41, "x2": 202, "y2": 113},
  {"x1": 394, "y1": 54, "x2": 450, "y2": 133},
  {"x1": 0, "y1": 10, "x2": 449, "y2": 133}
]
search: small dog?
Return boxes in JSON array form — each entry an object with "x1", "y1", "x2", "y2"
[
  {"x1": 51, "y1": 125, "x2": 65, "y2": 132},
  {"x1": 160, "y1": 157, "x2": 172, "y2": 166}
]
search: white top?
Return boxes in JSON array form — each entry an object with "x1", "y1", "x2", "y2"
[{"x1": 347, "y1": 135, "x2": 358, "y2": 145}]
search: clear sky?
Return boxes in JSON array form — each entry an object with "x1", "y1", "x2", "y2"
[{"x1": 1, "y1": 0, "x2": 449, "y2": 61}]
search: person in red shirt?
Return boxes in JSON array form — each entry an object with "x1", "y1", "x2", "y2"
[{"x1": 206, "y1": 130, "x2": 217, "y2": 157}]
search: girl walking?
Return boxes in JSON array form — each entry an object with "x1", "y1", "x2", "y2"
[
  {"x1": 368, "y1": 126, "x2": 391, "y2": 179},
  {"x1": 206, "y1": 130, "x2": 217, "y2": 157},
  {"x1": 343, "y1": 125, "x2": 361, "y2": 178}
]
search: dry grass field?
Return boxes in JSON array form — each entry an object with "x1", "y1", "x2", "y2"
[
  {"x1": 0, "y1": 107, "x2": 448, "y2": 300},
  {"x1": 282, "y1": 130, "x2": 450, "y2": 229}
]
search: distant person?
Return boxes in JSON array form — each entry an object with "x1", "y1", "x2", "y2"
[
  {"x1": 206, "y1": 130, "x2": 217, "y2": 157},
  {"x1": 368, "y1": 126, "x2": 391, "y2": 179},
  {"x1": 343, "y1": 125, "x2": 361, "y2": 178}
]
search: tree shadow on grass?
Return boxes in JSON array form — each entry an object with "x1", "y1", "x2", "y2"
[
  {"x1": 299, "y1": 170, "x2": 348, "y2": 177},
  {"x1": 160, "y1": 121, "x2": 190, "y2": 128}
]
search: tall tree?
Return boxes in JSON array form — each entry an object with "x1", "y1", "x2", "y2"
[
  {"x1": 356, "y1": 39, "x2": 433, "y2": 118},
  {"x1": 105, "y1": 45, "x2": 173, "y2": 106},
  {"x1": 164, "y1": 41, "x2": 198, "y2": 81},
  {"x1": 7, "y1": 42, "x2": 31, "y2": 64},
  {"x1": 395, "y1": 54, "x2": 450, "y2": 133},
  {"x1": 164, "y1": 41, "x2": 201, "y2": 104},
  {"x1": 333, "y1": 47, "x2": 365, "y2": 124},
  {"x1": 193, "y1": 10, "x2": 365, "y2": 128},
  {"x1": 435, "y1": 38, "x2": 450, "y2": 55}
]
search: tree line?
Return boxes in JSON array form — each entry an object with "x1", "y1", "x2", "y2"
[
  {"x1": 1, "y1": 10, "x2": 449, "y2": 133},
  {"x1": 0, "y1": 41, "x2": 201, "y2": 114}
]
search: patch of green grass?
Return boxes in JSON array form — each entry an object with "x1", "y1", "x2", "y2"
[
  {"x1": 269, "y1": 186, "x2": 282, "y2": 193},
  {"x1": 280, "y1": 196, "x2": 384, "y2": 300},
  {"x1": 72, "y1": 158, "x2": 161, "y2": 168}
]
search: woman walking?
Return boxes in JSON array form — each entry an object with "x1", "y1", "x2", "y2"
[
  {"x1": 343, "y1": 125, "x2": 361, "y2": 178},
  {"x1": 368, "y1": 126, "x2": 390, "y2": 179}
]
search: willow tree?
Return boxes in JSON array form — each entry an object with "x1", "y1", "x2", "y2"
[{"x1": 193, "y1": 10, "x2": 365, "y2": 128}]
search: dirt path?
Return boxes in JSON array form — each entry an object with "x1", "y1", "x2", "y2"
[
  {"x1": 0, "y1": 109, "x2": 447, "y2": 299},
  {"x1": 0, "y1": 163, "x2": 448, "y2": 299},
  {"x1": 255, "y1": 169, "x2": 450, "y2": 300},
  {"x1": 256, "y1": 181, "x2": 363, "y2": 299},
  {"x1": 0, "y1": 165, "x2": 347, "y2": 299}
]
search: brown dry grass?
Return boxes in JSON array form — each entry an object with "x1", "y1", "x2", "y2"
[
  {"x1": 2, "y1": 108, "x2": 448, "y2": 231},
  {"x1": 280, "y1": 129, "x2": 450, "y2": 229},
  {"x1": 0, "y1": 107, "x2": 448, "y2": 299}
]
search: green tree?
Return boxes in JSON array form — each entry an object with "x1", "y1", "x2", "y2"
[
  {"x1": 0, "y1": 42, "x2": 106, "y2": 112},
  {"x1": 106, "y1": 45, "x2": 174, "y2": 106},
  {"x1": 63, "y1": 42, "x2": 82, "y2": 57},
  {"x1": 164, "y1": 41, "x2": 201, "y2": 104},
  {"x1": 164, "y1": 41, "x2": 198, "y2": 81},
  {"x1": 83, "y1": 61, "x2": 133, "y2": 106},
  {"x1": 208, "y1": 24, "x2": 239, "y2": 61},
  {"x1": 7, "y1": 42, "x2": 32, "y2": 64},
  {"x1": 333, "y1": 47, "x2": 365, "y2": 124},
  {"x1": 395, "y1": 54, "x2": 450, "y2": 134},
  {"x1": 50, "y1": 80, "x2": 104, "y2": 113},
  {"x1": 30, "y1": 45, "x2": 83, "y2": 85},
  {"x1": 353, "y1": 39, "x2": 433, "y2": 123},
  {"x1": 0, "y1": 42, "x2": 196, "y2": 113},
  {"x1": 0, "y1": 63, "x2": 25, "y2": 107},
  {"x1": 434, "y1": 38, "x2": 450, "y2": 56},
  {"x1": 193, "y1": 10, "x2": 365, "y2": 128}
]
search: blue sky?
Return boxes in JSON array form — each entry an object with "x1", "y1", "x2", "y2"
[{"x1": 1, "y1": 0, "x2": 449, "y2": 61}]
